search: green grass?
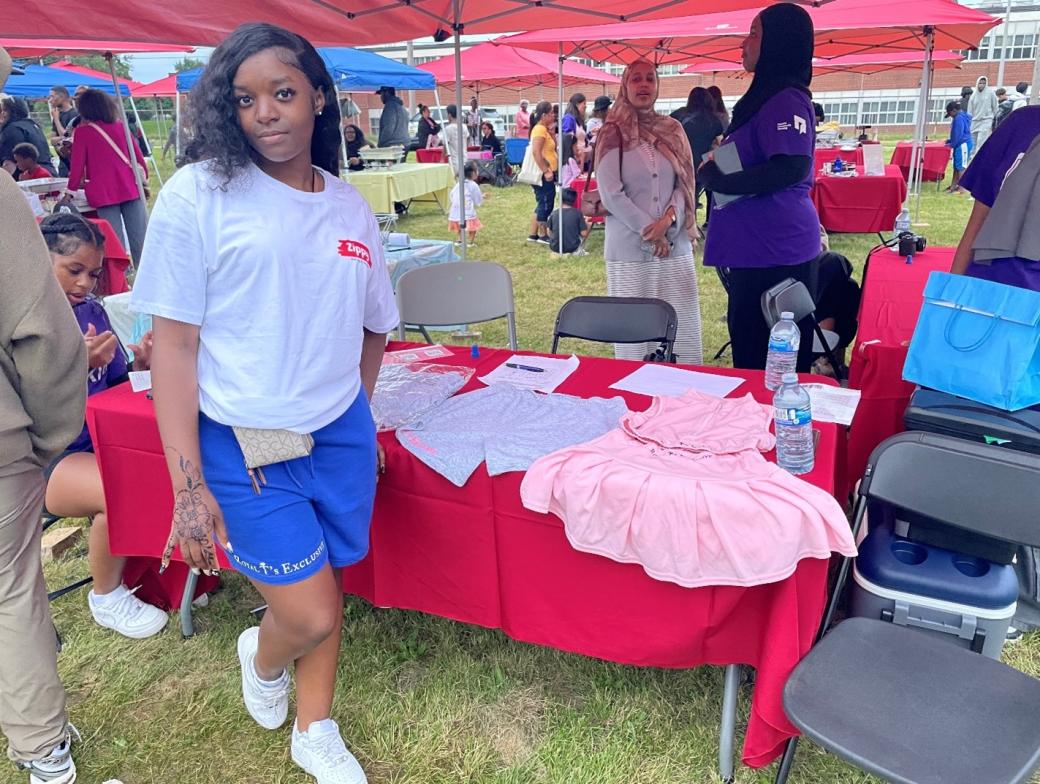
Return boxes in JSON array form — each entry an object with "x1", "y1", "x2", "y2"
[{"x1": 21, "y1": 132, "x2": 1039, "y2": 784}]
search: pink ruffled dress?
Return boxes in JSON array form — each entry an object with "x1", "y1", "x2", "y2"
[{"x1": 520, "y1": 389, "x2": 856, "y2": 588}]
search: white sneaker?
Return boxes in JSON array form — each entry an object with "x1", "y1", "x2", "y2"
[
  {"x1": 237, "y1": 627, "x2": 289, "y2": 730},
  {"x1": 22, "y1": 726, "x2": 77, "y2": 783},
  {"x1": 291, "y1": 720, "x2": 368, "y2": 784},
  {"x1": 88, "y1": 585, "x2": 168, "y2": 639}
]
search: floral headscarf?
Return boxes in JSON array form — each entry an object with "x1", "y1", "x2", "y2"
[{"x1": 595, "y1": 59, "x2": 697, "y2": 235}]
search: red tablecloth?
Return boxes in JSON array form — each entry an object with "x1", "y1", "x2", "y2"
[
  {"x1": 35, "y1": 216, "x2": 129, "y2": 296},
  {"x1": 811, "y1": 165, "x2": 908, "y2": 234},
  {"x1": 890, "y1": 141, "x2": 952, "y2": 183},
  {"x1": 814, "y1": 146, "x2": 863, "y2": 169},
  {"x1": 86, "y1": 347, "x2": 844, "y2": 768},
  {"x1": 846, "y1": 246, "x2": 955, "y2": 485},
  {"x1": 415, "y1": 147, "x2": 446, "y2": 164}
]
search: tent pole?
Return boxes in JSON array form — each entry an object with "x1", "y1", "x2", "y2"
[
  {"x1": 453, "y1": 0, "x2": 468, "y2": 263},
  {"x1": 910, "y1": 28, "x2": 934, "y2": 223},
  {"x1": 558, "y1": 43, "x2": 565, "y2": 255},
  {"x1": 996, "y1": 0, "x2": 1013, "y2": 88},
  {"x1": 105, "y1": 53, "x2": 148, "y2": 213},
  {"x1": 1031, "y1": 40, "x2": 1040, "y2": 106},
  {"x1": 129, "y1": 93, "x2": 163, "y2": 186},
  {"x1": 154, "y1": 96, "x2": 167, "y2": 148},
  {"x1": 175, "y1": 92, "x2": 181, "y2": 159},
  {"x1": 338, "y1": 90, "x2": 349, "y2": 173}
]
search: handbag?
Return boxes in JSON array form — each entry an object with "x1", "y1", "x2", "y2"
[
  {"x1": 516, "y1": 140, "x2": 543, "y2": 186},
  {"x1": 580, "y1": 124, "x2": 621, "y2": 219},
  {"x1": 231, "y1": 427, "x2": 315, "y2": 494},
  {"x1": 85, "y1": 121, "x2": 150, "y2": 199},
  {"x1": 903, "y1": 271, "x2": 1040, "y2": 411}
]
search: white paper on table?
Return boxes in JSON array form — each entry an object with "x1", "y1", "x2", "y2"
[
  {"x1": 128, "y1": 370, "x2": 152, "y2": 393},
  {"x1": 862, "y1": 144, "x2": 886, "y2": 176},
  {"x1": 478, "y1": 354, "x2": 580, "y2": 393},
  {"x1": 382, "y1": 344, "x2": 454, "y2": 364},
  {"x1": 609, "y1": 364, "x2": 744, "y2": 398},
  {"x1": 802, "y1": 384, "x2": 861, "y2": 426}
]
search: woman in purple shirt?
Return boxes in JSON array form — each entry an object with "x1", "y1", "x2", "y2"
[
  {"x1": 952, "y1": 107, "x2": 1040, "y2": 290},
  {"x1": 39, "y1": 213, "x2": 167, "y2": 640},
  {"x1": 700, "y1": 3, "x2": 820, "y2": 371}
]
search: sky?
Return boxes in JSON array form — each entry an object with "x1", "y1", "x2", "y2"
[{"x1": 125, "y1": 49, "x2": 213, "y2": 82}]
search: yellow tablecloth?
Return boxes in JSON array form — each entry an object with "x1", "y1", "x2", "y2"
[{"x1": 343, "y1": 163, "x2": 455, "y2": 214}]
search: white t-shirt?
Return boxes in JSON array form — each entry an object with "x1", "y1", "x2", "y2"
[
  {"x1": 448, "y1": 179, "x2": 484, "y2": 222},
  {"x1": 131, "y1": 162, "x2": 399, "y2": 433}
]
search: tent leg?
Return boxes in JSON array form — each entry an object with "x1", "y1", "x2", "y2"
[
  {"x1": 557, "y1": 43, "x2": 565, "y2": 256},
  {"x1": 910, "y1": 28, "x2": 934, "y2": 224},
  {"x1": 339, "y1": 90, "x2": 349, "y2": 173},
  {"x1": 453, "y1": 1, "x2": 467, "y2": 263},
  {"x1": 128, "y1": 94, "x2": 163, "y2": 186},
  {"x1": 105, "y1": 53, "x2": 148, "y2": 267}
]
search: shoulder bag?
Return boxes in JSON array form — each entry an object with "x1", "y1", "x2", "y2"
[{"x1": 85, "y1": 121, "x2": 150, "y2": 199}]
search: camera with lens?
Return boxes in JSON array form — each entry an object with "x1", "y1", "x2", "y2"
[{"x1": 897, "y1": 231, "x2": 927, "y2": 258}]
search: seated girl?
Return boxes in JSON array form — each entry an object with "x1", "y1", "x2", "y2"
[{"x1": 40, "y1": 213, "x2": 168, "y2": 639}]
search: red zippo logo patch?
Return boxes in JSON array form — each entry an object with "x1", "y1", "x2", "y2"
[{"x1": 337, "y1": 240, "x2": 372, "y2": 267}]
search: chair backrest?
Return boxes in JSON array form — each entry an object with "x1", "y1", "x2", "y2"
[
  {"x1": 396, "y1": 261, "x2": 517, "y2": 348},
  {"x1": 761, "y1": 277, "x2": 818, "y2": 328},
  {"x1": 505, "y1": 137, "x2": 529, "y2": 165},
  {"x1": 861, "y1": 431, "x2": 1040, "y2": 549},
  {"x1": 551, "y1": 296, "x2": 677, "y2": 353}
]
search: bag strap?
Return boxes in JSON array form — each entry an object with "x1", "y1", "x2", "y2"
[
  {"x1": 944, "y1": 305, "x2": 1002, "y2": 352},
  {"x1": 85, "y1": 121, "x2": 132, "y2": 168}
]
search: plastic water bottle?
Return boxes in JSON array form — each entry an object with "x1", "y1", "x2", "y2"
[
  {"x1": 774, "y1": 373, "x2": 814, "y2": 475},
  {"x1": 891, "y1": 204, "x2": 911, "y2": 251},
  {"x1": 764, "y1": 312, "x2": 800, "y2": 391}
]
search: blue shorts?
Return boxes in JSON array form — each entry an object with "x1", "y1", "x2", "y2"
[
  {"x1": 199, "y1": 392, "x2": 377, "y2": 585},
  {"x1": 953, "y1": 142, "x2": 968, "y2": 172}
]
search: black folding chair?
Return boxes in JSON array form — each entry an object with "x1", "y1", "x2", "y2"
[
  {"x1": 761, "y1": 277, "x2": 848, "y2": 382},
  {"x1": 712, "y1": 266, "x2": 732, "y2": 362},
  {"x1": 551, "y1": 296, "x2": 677, "y2": 362},
  {"x1": 42, "y1": 513, "x2": 92, "y2": 603},
  {"x1": 774, "y1": 432, "x2": 1040, "y2": 784}
]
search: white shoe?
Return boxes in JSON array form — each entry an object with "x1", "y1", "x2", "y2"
[
  {"x1": 88, "y1": 585, "x2": 168, "y2": 639},
  {"x1": 22, "y1": 726, "x2": 78, "y2": 783},
  {"x1": 237, "y1": 627, "x2": 289, "y2": 730},
  {"x1": 291, "y1": 720, "x2": 368, "y2": 784}
]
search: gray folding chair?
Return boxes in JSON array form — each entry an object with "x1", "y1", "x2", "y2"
[
  {"x1": 395, "y1": 261, "x2": 518, "y2": 350},
  {"x1": 761, "y1": 277, "x2": 847, "y2": 382},
  {"x1": 551, "y1": 296, "x2": 677, "y2": 362},
  {"x1": 774, "y1": 432, "x2": 1040, "y2": 784}
]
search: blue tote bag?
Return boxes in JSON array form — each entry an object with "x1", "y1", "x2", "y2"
[{"x1": 903, "y1": 272, "x2": 1040, "y2": 411}]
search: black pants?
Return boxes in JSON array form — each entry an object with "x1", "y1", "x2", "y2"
[{"x1": 725, "y1": 259, "x2": 819, "y2": 372}]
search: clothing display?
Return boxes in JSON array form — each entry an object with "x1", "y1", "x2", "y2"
[
  {"x1": 370, "y1": 363, "x2": 474, "y2": 431},
  {"x1": 521, "y1": 389, "x2": 856, "y2": 589},
  {"x1": 397, "y1": 385, "x2": 628, "y2": 487}
]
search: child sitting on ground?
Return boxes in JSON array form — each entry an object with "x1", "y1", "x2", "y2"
[
  {"x1": 547, "y1": 188, "x2": 589, "y2": 255},
  {"x1": 13, "y1": 142, "x2": 55, "y2": 182},
  {"x1": 448, "y1": 160, "x2": 488, "y2": 245},
  {"x1": 39, "y1": 212, "x2": 167, "y2": 640}
]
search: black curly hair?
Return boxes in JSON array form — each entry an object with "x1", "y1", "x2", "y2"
[{"x1": 183, "y1": 22, "x2": 341, "y2": 184}]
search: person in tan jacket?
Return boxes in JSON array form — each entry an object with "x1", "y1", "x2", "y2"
[{"x1": 0, "y1": 47, "x2": 88, "y2": 784}]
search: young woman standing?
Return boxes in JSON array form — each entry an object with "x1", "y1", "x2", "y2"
[{"x1": 131, "y1": 23, "x2": 398, "y2": 784}]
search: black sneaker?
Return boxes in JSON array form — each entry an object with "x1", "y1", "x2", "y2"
[
  {"x1": 1006, "y1": 626, "x2": 1026, "y2": 645},
  {"x1": 536, "y1": 236, "x2": 551, "y2": 245},
  {"x1": 527, "y1": 234, "x2": 540, "y2": 243}
]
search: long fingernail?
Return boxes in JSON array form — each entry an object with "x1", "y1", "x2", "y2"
[
  {"x1": 159, "y1": 563, "x2": 168, "y2": 575},
  {"x1": 225, "y1": 541, "x2": 234, "y2": 553},
  {"x1": 191, "y1": 568, "x2": 201, "y2": 575}
]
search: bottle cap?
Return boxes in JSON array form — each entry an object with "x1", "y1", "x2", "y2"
[
  {"x1": 780, "y1": 311, "x2": 794, "y2": 320},
  {"x1": 782, "y1": 372, "x2": 798, "y2": 384},
  {"x1": 470, "y1": 344, "x2": 480, "y2": 359}
]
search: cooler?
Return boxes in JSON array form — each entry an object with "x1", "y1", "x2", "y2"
[
  {"x1": 850, "y1": 515, "x2": 1018, "y2": 660},
  {"x1": 904, "y1": 387, "x2": 1040, "y2": 629}
]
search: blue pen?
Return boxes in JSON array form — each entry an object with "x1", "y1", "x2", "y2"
[{"x1": 505, "y1": 362, "x2": 545, "y2": 373}]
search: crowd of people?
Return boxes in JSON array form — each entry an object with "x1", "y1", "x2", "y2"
[{"x1": 2, "y1": 5, "x2": 1040, "y2": 783}]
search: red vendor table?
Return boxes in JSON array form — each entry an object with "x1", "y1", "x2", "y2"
[
  {"x1": 814, "y1": 146, "x2": 863, "y2": 170},
  {"x1": 811, "y1": 165, "x2": 908, "y2": 235},
  {"x1": 846, "y1": 246, "x2": 955, "y2": 486},
  {"x1": 570, "y1": 177, "x2": 604, "y2": 225},
  {"x1": 86, "y1": 346, "x2": 845, "y2": 769},
  {"x1": 890, "y1": 141, "x2": 952, "y2": 183}
]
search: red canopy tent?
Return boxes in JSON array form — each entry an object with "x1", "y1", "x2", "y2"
[
  {"x1": 499, "y1": 0, "x2": 998, "y2": 65},
  {"x1": 684, "y1": 49, "x2": 964, "y2": 77},
  {"x1": 418, "y1": 42, "x2": 619, "y2": 91},
  {"x1": 132, "y1": 73, "x2": 178, "y2": 97}
]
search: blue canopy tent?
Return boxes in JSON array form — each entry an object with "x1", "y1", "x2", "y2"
[
  {"x1": 174, "y1": 51, "x2": 434, "y2": 92},
  {"x1": 6, "y1": 63, "x2": 130, "y2": 97}
]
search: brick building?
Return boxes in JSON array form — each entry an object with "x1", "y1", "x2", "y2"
[{"x1": 352, "y1": 0, "x2": 1037, "y2": 140}]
